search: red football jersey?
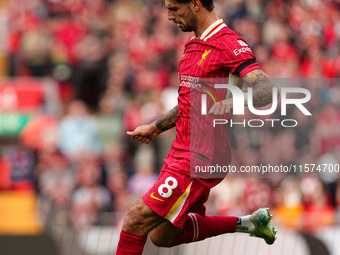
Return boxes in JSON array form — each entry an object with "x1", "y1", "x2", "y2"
[{"x1": 167, "y1": 20, "x2": 260, "y2": 173}]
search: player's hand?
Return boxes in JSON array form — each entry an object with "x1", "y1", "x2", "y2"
[
  {"x1": 127, "y1": 123, "x2": 162, "y2": 144},
  {"x1": 208, "y1": 98, "x2": 233, "y2": 116}
]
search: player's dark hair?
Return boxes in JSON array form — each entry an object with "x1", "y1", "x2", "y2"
[{"x1": 171, "y1": 0, "x2": 214, "y2": 11}]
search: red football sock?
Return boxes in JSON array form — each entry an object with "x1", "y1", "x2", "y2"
[
  {"x1": 116, "y1": 230, "x2": 147, "y2": 255},
  {"x1": 171, "y1": 214, "x2": 237, "y2": 246}
]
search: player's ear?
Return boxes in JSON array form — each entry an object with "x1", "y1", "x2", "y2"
[{"x1": 191, "y1": 0, "x2": 200, "y2": 11}]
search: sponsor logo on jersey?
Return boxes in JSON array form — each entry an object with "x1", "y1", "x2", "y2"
[
  {"x1": 197, "y1": 50, "x2": 211, "y2": 67},
  {"x1": 180, "y1": 75, "x2": 201, "y2": 89},
  {"x1": 233, "y1": 47, "x2": 252, "y2": 56}
]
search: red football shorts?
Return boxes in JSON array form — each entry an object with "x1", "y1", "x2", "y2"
[{"x1": 142, "y1": 153, "x2": 223, "y2": 229}]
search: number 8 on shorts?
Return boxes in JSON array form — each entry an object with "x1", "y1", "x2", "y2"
[{"x1": 158, "y1": 177, "x2": 178, "y2": 198}]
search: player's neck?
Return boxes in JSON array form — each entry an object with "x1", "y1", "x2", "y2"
[{"x1": 194, "y1": 11, "x2": 219, "y2": 39}]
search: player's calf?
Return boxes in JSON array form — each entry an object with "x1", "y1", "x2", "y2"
[{"x1": 116, "y1": 199, "x2": 167, "y2": 255}]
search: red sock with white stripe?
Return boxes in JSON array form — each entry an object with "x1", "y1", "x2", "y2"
[
  {"x1": 115, "y1": 230, "x2": 147, "y2": 255},
  {"x1": 171, "y1": 214, "x2": 237, "y2": 246}
]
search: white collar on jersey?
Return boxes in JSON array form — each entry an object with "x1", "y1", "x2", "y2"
[{"x1": 198, "y1": 19, "x2": 227, "y2": 41}]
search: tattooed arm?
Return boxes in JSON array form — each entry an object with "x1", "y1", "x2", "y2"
[
  {"x1": 209, "y1": 69, "x2": 278, "y2": 115},
  {"x1": 242, "y1": 69, "x2": 277, "y2": 107},
  {"x1": 127, "y1": 105, "x2": 179, "y2": 144},
  {"x1": 155, "y1": 105, "x2": 179, "y2": 131}
]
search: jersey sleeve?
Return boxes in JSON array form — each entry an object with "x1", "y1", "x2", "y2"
[{"x1": 220, "y1": 35, "x2": 260, "y2": 78}]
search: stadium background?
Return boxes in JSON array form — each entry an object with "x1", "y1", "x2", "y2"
[{"x1": 0, "y1": 0, "x2": 340, "y2": 254}]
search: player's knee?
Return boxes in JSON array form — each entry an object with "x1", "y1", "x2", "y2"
[
  {"x1": 149, "y1": 223, "x2": 181, "y2": 247},
  {"x1": 149, "y1": 233, "x2": 174, "y2": 247},
  {"x1": 123, "y1": 202, "x2": 146, "y2": 229},
  {"x1": 122, "y1": 199, "x2": 157, "y2": 235}
]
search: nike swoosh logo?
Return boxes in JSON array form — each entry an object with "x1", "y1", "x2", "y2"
[{"x1": 150, "y1": 192, "x2": 165, "y2": 202}]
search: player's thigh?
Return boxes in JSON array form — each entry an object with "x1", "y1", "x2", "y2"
[
  {"x1": 149, "y1": 220, "x2": 182, "y2": 247},
  {"x1": 122, "y1": 198, "x2": 166, "y2": 236}
]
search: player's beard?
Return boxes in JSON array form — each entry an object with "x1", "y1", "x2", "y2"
[{"x1": 179, "y1": 9, "x2": 198, "y2": 32}]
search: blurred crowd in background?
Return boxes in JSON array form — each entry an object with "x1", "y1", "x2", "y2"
[{"x1": 0, "y1": 0, "x2": 340, "y2": 234}]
